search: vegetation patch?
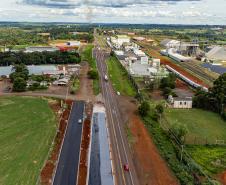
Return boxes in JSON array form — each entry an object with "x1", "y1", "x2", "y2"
[
  {"x1": 165, "y1": 109, "x2": 226, "y2": 144},
  {"x1": 0, "y1": 96, "x2": 56, "y2": 185},
  {"x1": 186, "y1": 145, "x2": 226, "y2": 175},
  {"x1": 70, "y1": 77, "x2": 80, "y2": 94},
  {"x1": 81, "y1": 44, "x2": 100, "y2": 95},
  {"x1": 106, "y1": 56, "x2": 136, "y2": 97}
]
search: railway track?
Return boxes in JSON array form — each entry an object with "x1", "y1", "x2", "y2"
[{"x1": 180, "y1": 61, "x2": 216, "y2": 83}]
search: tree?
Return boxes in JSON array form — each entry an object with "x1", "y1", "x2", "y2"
[
  {"x1": 193, "y1": 73, "x2": 226, "y2": 119},
  {"x1": 138, "y1": 101, "x2": 150, "y2": 117},
  {"x1": 155, "y1": 104, "x2": 164, "y2": 115},
  {"x1": 88, "y1": 70, "x2": 98, "y2": 79},
  {"x1": 171, "y1": 123, "x2": 188, "y2": 143},
  {"x1": 211, "y1": 73, "x2": 226, "y2": 115},
  {"x1": 13, "y1": 77, "x2": 27, "y2": 92},
  {"x1": 10, "y1": 64, "x2": 29, "y2": 82},
  {"x1": 163, "y1": 87, "x2": 172, "y2": 97},
  {"x1": 160, "y1": 73, "x2": 176, "y2": 89}
]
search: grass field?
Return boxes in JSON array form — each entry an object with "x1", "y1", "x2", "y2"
[
  {"x1": 81, "y1": 44, "x2": 100, "y2": 95},
  {"x1": 165, "y1": 108, "x2": 226, "y2": 144},
  {"x1": 107, "y1": 56, "x2": 136, "y2": 97},
  {"x1": 187, "y1": 145, "x2": 226, "y2": 174},
  {"x1": 0, "y1": 96, "x2": 56, "y2": 185}
]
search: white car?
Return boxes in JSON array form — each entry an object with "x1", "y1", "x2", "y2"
[
  {"x1": 117, "y1": 91, "x2": 120, "y2": 95},
  {"x1": 78, "y1": 119, "x2": 82, "y2": 124}
]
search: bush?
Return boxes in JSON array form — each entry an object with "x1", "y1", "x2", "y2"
[
  {"x1": 138, "y1": 101, "x2": 150, "y2": 117},
  {"x1": 13, "y1": 77, "x2": 27, "y2": 92},
  {"x1": 88, "y1": 69, "x2": 98, "y2": 80},
  {"x1": 155, "y1": 104, "x2": 164, "y2": 115}
]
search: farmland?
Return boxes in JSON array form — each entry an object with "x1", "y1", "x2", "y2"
[
  {"x1": 0, "y1": 96, "x2": 56, "y2": 185},
  {"x1": 165, "y1": 108, "x2": 226, "y2": 144}
]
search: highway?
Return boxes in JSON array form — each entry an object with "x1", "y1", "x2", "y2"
[
  {"x1": 52, "y1": 101, "x2": 85, "y2": 185},
  {"x1": 93, "y1": 47, "x2": 139, "y2": 185}
]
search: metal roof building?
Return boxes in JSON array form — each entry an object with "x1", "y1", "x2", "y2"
[{"x1": 25, "y1": 46, "x2": 59, "y2": 53}]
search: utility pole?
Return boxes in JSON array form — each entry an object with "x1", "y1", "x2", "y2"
[{"x1": 180, "y1": 145, "x2": 184, "y2": 161}]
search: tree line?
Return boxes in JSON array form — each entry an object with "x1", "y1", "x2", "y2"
[
  {"x1": 193, "y1": 73, "x2": 226, "y2": 120},
  {"x1": 0, "y1": 51, "x2": 81, "y2": 66}
]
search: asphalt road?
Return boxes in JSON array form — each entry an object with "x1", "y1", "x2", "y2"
[
  {"x1": 53, "y1": 101, "x2": 85, "y2": 185},
  {"x1": 93, "y1": 47, "x2": 139, "y2": 185}
]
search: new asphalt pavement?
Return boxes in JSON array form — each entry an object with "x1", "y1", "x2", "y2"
[{"x1": 53, "y1": 101, "x2": 85, "y2": 185}]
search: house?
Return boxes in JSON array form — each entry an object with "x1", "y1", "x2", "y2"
[
  {"x1": 53, "y1": 78, "x2": 69, "y2": 86},
  {"x1": 168, "y1": 95, "x2": 192, "y2": 109}
]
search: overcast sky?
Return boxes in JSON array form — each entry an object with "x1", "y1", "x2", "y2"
[{"x1": 0, "y1": 0, "x2": 225, "y2": 25}]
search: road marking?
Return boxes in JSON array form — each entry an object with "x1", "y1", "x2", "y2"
[
  {"x1": 96, "y1": 49, "x2": 136, "y2": 185},
  {"x1": 96, "y1": 51, "x2": 127, "y2": 185}
]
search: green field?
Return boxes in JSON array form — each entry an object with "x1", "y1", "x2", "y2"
[
  {"x1": 81, "y1": 44, "x2": 100, "y2": 95},
  {"x1": 187, "y1": 145, "x2": 226, "y2": 174},
  {"x1": 107, "y1": 56, "x2": 136, "y2": 97},
  {"x1": 165, "y1": 109, "x2": 226, "y2": 144},
  {"x1": 0, "y1": 96, "x2": 56, "y2": 185}
]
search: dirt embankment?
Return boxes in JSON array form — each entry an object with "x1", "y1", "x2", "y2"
[
  {"x1": 40, "y1": 100, "x2": 73, "y2": 185},
  {"x1": 76, "y1": 62, "x2": 95, "y2": 102},
  {"x1": 118, "y1": 96, "x2": 179, "y2": 185},
  {"x1": 217, "y1": 171, "x2": 226, "y2": 185}
]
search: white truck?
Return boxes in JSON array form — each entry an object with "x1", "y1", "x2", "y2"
[{"x1": 104, "y1": 74, "x2": 108, "y2": 81}]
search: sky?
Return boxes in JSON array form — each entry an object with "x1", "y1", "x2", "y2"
[{"x1": 0, "y1": 0, "x2": 225, "y2": 25}]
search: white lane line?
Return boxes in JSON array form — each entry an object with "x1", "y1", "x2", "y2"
[
  {"x1": 107, "y1": 86, "x2": 135, "y2": 185},
  {"x1": 96, "y1": 51, "x2": 126, "y2": 185},
  {"x1": 99, "y1": 52, "x2": 135, "y2": 185}
]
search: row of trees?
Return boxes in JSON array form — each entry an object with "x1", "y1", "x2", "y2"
[
  {"x1": 41, "y1": 27, "x2": 94, "y2": 42},
  {"x1": 0, "y1": 51, "x2": 81, "y2": 66},
  {"x1": 193, "y1": 73, "x2": 226, "y2": 120},
  {"x1": 0, "y1": 28, "x2": 47, "y2": 46}
]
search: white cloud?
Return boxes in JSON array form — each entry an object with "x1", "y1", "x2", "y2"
[{"x1": 0, "y1": 0, "x2": 225, "y2": 24}]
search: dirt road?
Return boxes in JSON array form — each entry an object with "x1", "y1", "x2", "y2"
[
  {"x1": 118, "y1": 96, "x2": 179, "y2": 185},
  {"x1": 75, "y1": 62, "x2": 95, "y2": 102}
]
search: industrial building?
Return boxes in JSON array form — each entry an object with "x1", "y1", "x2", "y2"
[
  {"x1": 161, "y1": 48, "x2": 192, "y2": 62},
  {"x1": 110, "y1": 35, "x2": 130, "y2": 49},
  {"x1": 161, "y1": 39, "x2": 199, "y2": 56},
  {"x1": 108, "y1": 34, "x2": 169, "y2": 79},
  {"x1": 25, "y1": 46, "x2": 59, "y2": 53}
]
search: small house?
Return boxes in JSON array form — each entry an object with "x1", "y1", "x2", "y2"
[{"x1": 168, "y1": 95, "x2": 192, "y2": 109}]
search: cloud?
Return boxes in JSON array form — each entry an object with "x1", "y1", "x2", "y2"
[{"x1": 21, "y1": 0, "x2": 201, "y2": 9}]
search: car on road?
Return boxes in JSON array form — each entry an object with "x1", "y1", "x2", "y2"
[
  {"x1": 104, "y1": 74, "x2": 108, "y2": 81},
  {"x1": 78, "y1": 119, "x2": 82, "y2": 124},
  {"x1": 117, "y1": 91, "x2": 120, "y2": 95},
  {"x1": 123, "y1": 164, "x2": 129, "y2": 172}
]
